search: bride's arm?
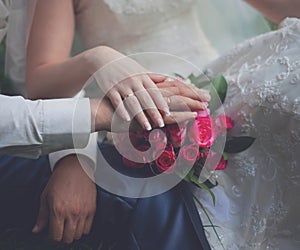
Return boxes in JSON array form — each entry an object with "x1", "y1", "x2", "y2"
[
  {"x1": 27, "y1": 0, "x2": 175, "y2": 130},
  {"x1": 26, "y1": 0, "x2": 91, "y2": 99},
  {"x1": 245, "y1": 0, "x2": 300, "y2": 23}
]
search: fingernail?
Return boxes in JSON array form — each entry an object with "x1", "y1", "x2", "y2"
[
  {"x1": 125, "y1": 114, "x2": 131, "y2": 122},
  {"x1": 192, "y1": 112, "x2": 198, "y2": 118},
  {"x1": 157, "y1": 118, "x2": 165, "y2": 128},
  {"x1": 144, "y1": 121, "x2": 152, "y2": 131},
  {"x1": 164, "y1": 108, "x2": 171, "y2": 117},
  {"x1": 204, "y1": 93, "x2": 211, "y2": 101},
  {"x1": 199, "y1": 102, "x2": 209, "y2": 109}
]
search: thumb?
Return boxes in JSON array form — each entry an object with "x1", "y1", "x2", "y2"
[{"x1": 32, "y1": 196, "x2": 49, "y2": 233}]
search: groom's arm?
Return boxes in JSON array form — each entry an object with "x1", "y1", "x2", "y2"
[
  {"x1": 0, "y1": 94, "x2": 91, "y2": 158},
  {"x1": 0, "y1": 81, "x2": 205, "y2": 158},
  {"x1": 245, "y1": 0, "x2": 300, "y2": 23}
]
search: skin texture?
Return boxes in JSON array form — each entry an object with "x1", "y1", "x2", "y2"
[
  {"x1": 27, "y1": 1, "x2": 210, "y2": 129},
  {"x1": 28, "y1": 1, "x2": 165, "y2": 129},
  {"x1": 91, "y1": 80, "x2": 209, "y2": 132},
  {"x1": 32, "y1": 155, "x2": 96, "y2": 244}
]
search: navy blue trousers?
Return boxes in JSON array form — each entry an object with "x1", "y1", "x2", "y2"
[{"x1": 0, "y1": 145, "x2": 211, "y2": 250}]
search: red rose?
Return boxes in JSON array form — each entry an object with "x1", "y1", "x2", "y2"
[
  {"x1": 180, "y1": 144, "x2": 200, "y2": 164},
  {"x1": 215, "y1": 114, "x2": 234, "y2": 133},
  {"x1": 167, "y1": 122, "x2": 187, "y2": 148},
  {"x1": 154, "y1": 145, "x2": 176, "y2": 173},
  {"x1": 122, "y1": 157, "x2": 145, "y2": 169},
  {"x1": 129, "y1": 131, "x2": 147, "y2": 148},
  {"x1": 188, "y1": 112, "x2": 216, "y2": 148},
  {"x1": 122, "y1": 143, "x2": 152, "y2": 169},
  {"x1": 201, "y1": 151, "x2": 228, "y2": 171},
  {"x1": 216, "y1": 156, "x2": 228, "y2": 170}
]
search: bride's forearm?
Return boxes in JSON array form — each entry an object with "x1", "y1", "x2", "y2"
[
  {"x1": 26, "y1": 53, "x2": 90, "y2": 99},
  {"x1": 245, "y1": 0, "x2": 300, "y2": 23},
  {"x1": 26, "y1": 45, "x2": 118, "y2": 100}
]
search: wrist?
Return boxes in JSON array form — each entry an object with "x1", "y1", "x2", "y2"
[
  {"x1": 90, "y1": 99, "x2": 111, "y2": 132},
  {"x1": 83, "y1": 46, "x2": 114, "y2": 76}
]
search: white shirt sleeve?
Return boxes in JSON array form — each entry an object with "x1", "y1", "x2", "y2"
[
  {"x1": 48, "y1": 132, "x2": 98, "y2": 171},
  {"x1": 0, "y1": 94, "x2": 91, "y2": 158},
  {"x1": 48, "y1": 90, "x2": 98, "y2": 172}
]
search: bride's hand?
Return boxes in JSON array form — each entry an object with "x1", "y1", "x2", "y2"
[
  {"x1": 84, "y1": 46, "x2": 210, "y2": 131},
  {"x1": 91, "y1": 79, "x2": 210, "y2": 132},
  {"x1": 84, "y1": 46, "x2": 169, "y2": 130}
]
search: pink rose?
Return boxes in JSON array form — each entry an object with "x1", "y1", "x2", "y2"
[
  {"x1": 167, "y1": 122, "x2": 187, "y2": 148},
  {"x1": 180, "y1": 144, "x2": 200, "y2": 164},
  {"x1": 154, "y1": 145, "x2": 176, "y2": 173},
  {"x1": 188, "y1": 112, "x2": 216, "y2": 148},
  {"x1": 147, "y1": 128, "x2": 167, "y2": 147}
]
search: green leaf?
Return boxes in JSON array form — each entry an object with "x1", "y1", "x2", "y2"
[
  {"x1": 173, "y1": 73, "x2": 185, "y2": 79},
  {"x1": 188, "y1": 73, "x2": 211, "y2": 89},
  {"x1": 209, "y1": 75, "x2": 228, "y2": 112},
  {"x1": 187, "y1": 73, "x2": 198, "y2": 84},
  {"x1": 190, "y1": 174, "x2": 216, "y2": 206},
  {"x1": 223, "y1": 152, "x2": 229, "y2": 161},
  {"x1": 224, "y1": 136, "x2": 256, "y2": 153},
  {"x1": 193, "y1": 195, "x2": 225, "y2": 250}
]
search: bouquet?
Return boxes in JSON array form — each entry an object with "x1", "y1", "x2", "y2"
[
  {"x1": 119, "y1": 74, "x2": 255, "y2": 187},
  {"x1": 114, "y1": 74, "x2": 255, "y2": 247}
]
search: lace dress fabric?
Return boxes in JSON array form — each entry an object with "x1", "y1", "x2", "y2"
[
  {"x1": 74, "y1": 0, "x2": 218, "y2": 76},
  {"x1": 73, "y1": 1, "x2": 300, "y2": 249},
  {"x1": 197, "y1": 18, "x2": 300, "y2": 250}
]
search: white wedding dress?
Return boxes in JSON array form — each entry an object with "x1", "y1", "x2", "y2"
[
  {"x1": 75, "y1": 1, "x2": 300, "y2": 249},
  {"x1": 4, "y1": 0, "x2": 300, "y2": 249}
]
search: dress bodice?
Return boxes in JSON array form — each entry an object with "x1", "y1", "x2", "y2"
[{"x1": 74, "y1": 0, "x2": 218, "y2": 75}]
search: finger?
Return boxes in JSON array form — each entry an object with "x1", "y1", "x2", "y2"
[
  {"x1": 134, "y1": 88, "x2": 165, "y2": 128},
  {"x1": 62, "y1": 218, "x2": 77, "y2": 244},
  {"x1": 32, "y1": 196, "x2": 49, "y2": 233},
  {"x1": 148, "y1": 73, "x2": 167, "y2": 83},
  {"x1": 83, "y1": 215, "x2": 94, "y2": 235},
  {"x1": 164, "y1": 111, "x2": 198, "y2": 125},
  {"x1": 124, "y1": 95, "x2": 152, "y2": 131},
  {"x1": 143, "y1": 78, "x2": 170, "y2": 116},
  {"x1": 166, "y1": 95, "x2": 208, "y2": 112},
  {"x1": 107, "y1": 90, "x2": 131, "y2": 122},
  {"x1": 48, "y1": 211, "x2": 64, "y2": 242},
  {"x1": 157, "y1": 81, "x2": 211, "y2": 102},
  {"x1": 74, "y1": 218, "x2": 85, "y2": 240}
]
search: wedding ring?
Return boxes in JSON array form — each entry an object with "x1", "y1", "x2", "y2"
[{"x1": 124, "y1": 92, "x2": 135, "y2": 100}]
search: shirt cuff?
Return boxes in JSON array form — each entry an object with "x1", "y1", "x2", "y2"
[
  {"x1": 49, "y1": 132, "x2": 98, "y2": 172},
  {"x1": 38, "y1": 98, "x2": 91, "y2": 155}
]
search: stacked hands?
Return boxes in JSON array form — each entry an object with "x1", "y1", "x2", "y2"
[
  {"x1": 32, "y1": 48, "x2": 210, "y2": 244},
  {"x1": 84, "y1": 46, "x2": 210, "y2": 132},
  {"x1": 91, "y1": 76, "x2": 211, "y2": 133}
]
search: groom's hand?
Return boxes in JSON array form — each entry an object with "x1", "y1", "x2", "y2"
[{"x1": 32, "y1": 155, "x2": 97, "y2": 244}]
